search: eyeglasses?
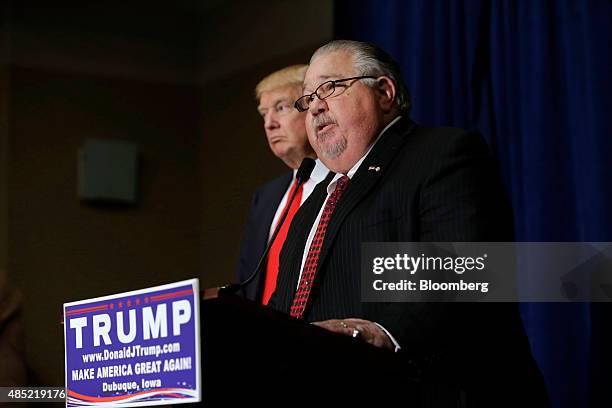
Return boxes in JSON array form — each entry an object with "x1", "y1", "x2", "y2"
[{"x1": 294, "y1": 75, "x2": 378, "y2": 112}]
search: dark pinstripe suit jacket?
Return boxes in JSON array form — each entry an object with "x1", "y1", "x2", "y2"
[{"x1": 269, "y1": 117, "x2": 548, "y2": 405}]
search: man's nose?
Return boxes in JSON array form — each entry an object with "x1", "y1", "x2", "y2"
[
  {"x1": 308, "y1": 96, "x2": 328, "y2": 116},
  {"x1": 264, "y1": 112, "x2": 278, "y2": 129}
]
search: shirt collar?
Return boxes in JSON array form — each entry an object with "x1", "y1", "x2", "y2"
[{"x1": 291, "y1": 158, "x2": 329, "y2": 183}]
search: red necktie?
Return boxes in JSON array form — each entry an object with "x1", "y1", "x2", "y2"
[
  {"x1": 290, "y1": 175, "x2": 350, "y2": 319},
  {"x1": 262, "y1": 178, "x2": 303, "y2": 305}
]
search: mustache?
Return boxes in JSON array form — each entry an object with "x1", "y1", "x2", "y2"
[{"x1": 311, "y1": 115, "x2": 337, "y2": 129}]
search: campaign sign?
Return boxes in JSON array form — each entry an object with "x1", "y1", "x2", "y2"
[{"x1": 63, "y1": 279, "x2": 201, "y2": 407}]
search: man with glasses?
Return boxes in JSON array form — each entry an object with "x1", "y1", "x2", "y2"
[
  {"x1": 236, "y1": 65, "x2": 328, "y2": 304},
  {"x1": 269, "y1": 41, "x2": 548, "y2": 405}
]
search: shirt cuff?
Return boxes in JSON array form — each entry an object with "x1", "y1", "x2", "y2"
[{"x1": 375, "y1": 322, "x2": 401, "y2": 352}]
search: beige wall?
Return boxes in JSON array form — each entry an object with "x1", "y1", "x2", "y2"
[
  {"x1": 1, "y1": 0, "x2": 333, "y2": 386},
  {"x1": 9, "y1": 3, "x2": 201, "y2": 84},
  {"x1": 197, "y1": 1, "x2": 334, "y2": 81},
  {"x1": 0, "y1": 1, "x2": 10, "y2": 278},
  {"x1": 0, "y1": 69, "x2": 7, "y2": 277}
]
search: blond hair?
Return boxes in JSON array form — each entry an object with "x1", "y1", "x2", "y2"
[{"x1": 255, "y1": 64, "x2": 308, "y2": 101}]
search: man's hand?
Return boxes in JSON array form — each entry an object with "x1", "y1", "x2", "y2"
[{"x1": 312, "y1": 318, "x2": 394, "y2": 351}]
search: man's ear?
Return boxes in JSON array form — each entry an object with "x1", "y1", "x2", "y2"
[{"x1": 376, "y1": 76, "x2": 396, "y2": 113}]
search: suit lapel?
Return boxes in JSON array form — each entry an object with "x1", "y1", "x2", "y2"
[{"x1": 315, "y1": 117, "x2": 417, "y2": 273}]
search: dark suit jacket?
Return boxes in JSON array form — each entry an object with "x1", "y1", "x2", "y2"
[
  {"x1": 270, "y1": 117, "x2": 548, "y2": 406},
  {"x1": 236, "y1": 172, "x2": 292, "y2": 301}
]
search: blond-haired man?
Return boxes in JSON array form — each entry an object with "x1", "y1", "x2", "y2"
[{"x1": 236, "y1": 65, "x2": 328, "y2": 303}]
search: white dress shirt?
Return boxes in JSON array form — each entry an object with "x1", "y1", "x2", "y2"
[{"x1": 268, "y1": 158, "x2": 329, "y2": 240}]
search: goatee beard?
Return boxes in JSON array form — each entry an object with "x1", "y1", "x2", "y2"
[{"x1": 320, "y1": 135, "x2": 347, "y2": 159}]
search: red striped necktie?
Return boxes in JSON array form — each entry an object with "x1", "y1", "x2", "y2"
[{"x1": 290, "y1": 175, "x2": 350, "y2": 318}]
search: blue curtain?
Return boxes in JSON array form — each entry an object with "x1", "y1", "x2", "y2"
[{"x1": 335, "y1": 1, "x2": 611, "y2": 407}]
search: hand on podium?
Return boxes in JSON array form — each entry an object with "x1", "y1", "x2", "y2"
[{"x1": 312, "y1": 318, "x2": 394, "y2": 351}]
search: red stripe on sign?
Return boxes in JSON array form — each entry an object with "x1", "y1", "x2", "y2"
[
  {"x1": 150, "y1": 289, "x2": 193, "y2": 302},
  {"x1": 65, "y1": 304, "x2": 109, "y2": 316},
  {"x1": 67, "y1": 387, "x2": 182, "y2": 402}
]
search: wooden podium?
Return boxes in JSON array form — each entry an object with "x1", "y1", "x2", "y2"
[{"x1": 195, "y1": 294, "x2": 419, "y2": 405}]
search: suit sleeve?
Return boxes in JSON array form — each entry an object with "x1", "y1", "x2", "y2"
[{"x1": 235, "y1": 189, "x2": 262, "y2": 284}]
